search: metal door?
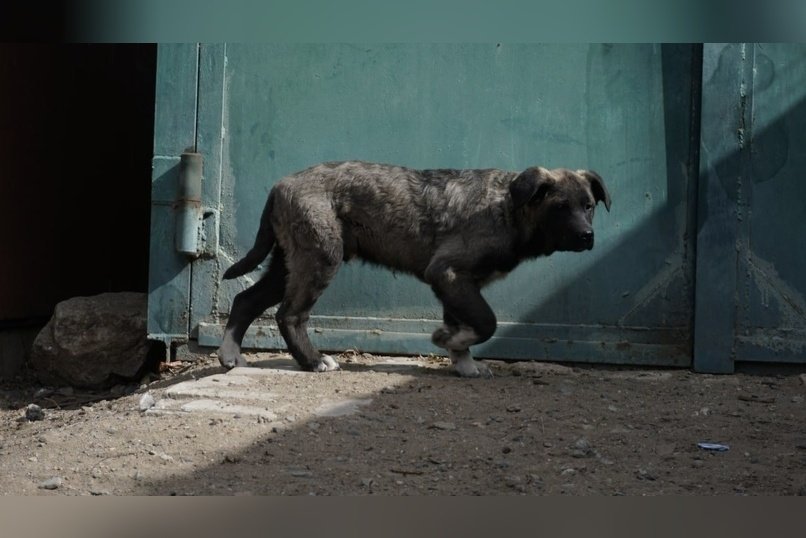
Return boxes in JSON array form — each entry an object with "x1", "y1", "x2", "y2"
[
  {"x1": 695, "y1": 43, "x2": 806, "y2": 372},
  {"x1": 149, "y1": 43, "x2": 701, "y2": 366}
]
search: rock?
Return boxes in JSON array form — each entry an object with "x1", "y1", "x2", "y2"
[
  {"x1": 636, "y1": 469, "x2": 657, "y2": 481},
  {"x1": 39, "y1": 477, "x2": 62, "y2": 490},
  {"x1": 289, "y1": 469, "x2": 313, "y2": 478},
  {"x1": 138, "y1": 392, "x2": 155, "y2": 411},
  {"x1": 569, "y1": 438, "x2": 593, "y2": 458},
  {"x1": 429, "y1": 421, "x2": 456, "y2": 431},
  {"x1": 25, "y1": 403, "x2": 44, "y2": 421},
  {"x1": 30, "y1": 293, "x2": 153, "y2": 389},
  {"x1": 799, "y1": 373, "x2": 806, "y2": 386}
]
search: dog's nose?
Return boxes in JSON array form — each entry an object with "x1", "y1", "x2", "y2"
[{"x1": 579, "y1": 230, "x2": 593, "y2": 249}]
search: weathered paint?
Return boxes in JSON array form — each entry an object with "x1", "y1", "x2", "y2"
[
  {"x1": 147, "y1": 43, "x2": 198, "y2": 343},
  {"x1": 694, "y1": 43, "x2": 806, "y2": 371}
]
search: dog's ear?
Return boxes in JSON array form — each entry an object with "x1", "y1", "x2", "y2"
[
  {"x1": 579, "y1": 170, "x2": 611, "y2": 212},
  {"x1": 510, "y1": 167, "x2": 552, "y2": 209}
]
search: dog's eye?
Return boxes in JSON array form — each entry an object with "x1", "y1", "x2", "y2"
[{"x1": 585, "y1": 203, "x2": 594, "y2": 211}]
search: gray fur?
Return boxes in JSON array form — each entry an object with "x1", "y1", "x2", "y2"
[{"x1": 218, "y1": 161, "x2": 611, "y2": 377}]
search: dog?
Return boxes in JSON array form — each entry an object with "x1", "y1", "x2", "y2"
[{"x1": 217, "y1": 161, "x2": 610, "y2": 377}]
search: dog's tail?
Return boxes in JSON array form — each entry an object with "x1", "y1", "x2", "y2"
[{"x1": 222, "y1": 192, "x2": 276, "y2": 280}]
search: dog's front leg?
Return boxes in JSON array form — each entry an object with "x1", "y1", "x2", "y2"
[{"x1": 426, "y1": 262, "x2": 496, "y2": 378}]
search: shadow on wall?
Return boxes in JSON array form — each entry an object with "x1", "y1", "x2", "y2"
[
  {"x1": 478, "y1": 44, "x2": 700, "y2": 366},
  {"x1": 487, "y1": 43, "x2": 806, "y2": 367}
]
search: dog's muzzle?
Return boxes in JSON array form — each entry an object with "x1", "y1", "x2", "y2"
[{"x1": 574, "y1": 231, "x2": 594, "y2": 251}]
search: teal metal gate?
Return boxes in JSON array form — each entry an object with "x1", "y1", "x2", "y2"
[
  {"x1": 148, "y1": 43, "x2": 805, "y2": 371},
  {"x1": 695, "y1": 43, "x2": 806, "y2": 372}
]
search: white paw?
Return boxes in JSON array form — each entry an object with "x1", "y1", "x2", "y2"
[
  {"x1": 314, "y1": 354, "x2": 341, "y2": 372},
  {"x1": 450, "y1": 350, "x2": 493, "y2": 379}
]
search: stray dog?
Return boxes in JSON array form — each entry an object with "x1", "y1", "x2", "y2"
[{"x1": 218, "y1": 161, "x2": 610, "y2": 377}]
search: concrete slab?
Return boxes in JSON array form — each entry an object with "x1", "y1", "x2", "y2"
[{"x1": 147, "y1": 398, "x2": 278, "y2": 420}]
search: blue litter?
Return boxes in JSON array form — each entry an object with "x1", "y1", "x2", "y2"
[{"x1": 698, "y1": 442, "x2": 730, "y2": 452}]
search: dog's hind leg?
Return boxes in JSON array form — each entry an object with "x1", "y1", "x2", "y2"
[
  {"x1": 217, "y1": 248, "x2": 287, "y2": 369},
  {"x1": 275, "y1": 244, "x2": 342, "y2": 372}
]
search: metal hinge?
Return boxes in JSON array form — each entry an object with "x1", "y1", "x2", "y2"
[{"x1": 175, "y1": 151, "x2": 219, "y2": 258}]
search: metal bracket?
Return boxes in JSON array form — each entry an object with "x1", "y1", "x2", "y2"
[{"x1": 198, "y1": 207, "x2": 220, "y2": 258}]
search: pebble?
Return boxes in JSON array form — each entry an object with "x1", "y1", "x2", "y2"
[
  {"x1": 138, "y1": 392, "x2": 155, "y2": 411},
  {"x1": 90, "y1": 489, "x2": 110, "y2": 496},
  {"x1": 289, "y1": 469, "x2": 313, "y2": 478},
  {"x1": 636, "y1": 469, "x2": 657, "y2": 481},
  {"x1": 792, "y1": 396, "x2": 804, "y2": 404},
  {"x1": 25, "y1": 404, "x2": 45, "y2": 421},
  {"x1": 39, "y1": 477, "x2": 62, "y2": 490},
  {"x1": 569, "y1": 438, "x2": 593, "y2": 458},
  {"x1": 429, "y1": 421, "x2": 456, "y2": 431}
]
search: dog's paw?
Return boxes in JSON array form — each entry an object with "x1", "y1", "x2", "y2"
[
  {"x1": 313, "y1": 354, "x2": 341, "y2": 372},
  {"x1": 216, "y1": 347, "x2": 248, "y2": 369},
  {"x1": 450, "y1": 351, "x2": 493, "y2": 379}
]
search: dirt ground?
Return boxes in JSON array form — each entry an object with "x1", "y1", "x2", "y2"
[{"x1": 1, "y1": 349, "x2": 805, "y2": 496}]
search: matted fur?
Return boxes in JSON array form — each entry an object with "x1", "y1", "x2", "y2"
[{"x1": 218, "y1": 161, "x2": 611, "y2": 377}]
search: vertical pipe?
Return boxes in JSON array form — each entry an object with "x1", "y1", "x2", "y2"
[{"x1": 176, "y1": 152, "x2": 203, "y2": 256}]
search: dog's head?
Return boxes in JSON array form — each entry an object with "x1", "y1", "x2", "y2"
[{"x1": 510, "y1": 167, "x2": 611, "y2": 253}]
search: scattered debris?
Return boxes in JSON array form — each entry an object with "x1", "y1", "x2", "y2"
[
  {"x1": 738, "y1": 394, "x2": 776, "y2": 404},
  {"x1": 390, "y1": 468, "x2": 424, "y2": 476},
  {"x1": 698, "y1": 442, "x2": 730, "y2": 452}
]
